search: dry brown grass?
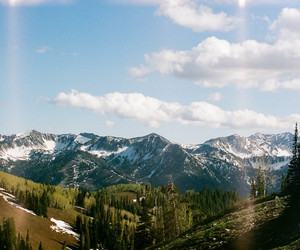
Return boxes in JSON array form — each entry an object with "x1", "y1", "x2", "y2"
[
  {"x1": 48, "y1": 207, "x2": 81, "y2": 226},
  {"x1": 0, "y1": 197, "x2": 78, "y2": 250}
]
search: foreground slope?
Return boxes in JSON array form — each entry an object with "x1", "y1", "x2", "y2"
[
  {"x1": 1, "y1": 170, "x2": 299, "y2": 250},
  {"x1": 0, "y1": 174, "x2": 80, "y2": 249},
  {"x1": 159, "y1": 195, "x2": 300, "y2": 249}
]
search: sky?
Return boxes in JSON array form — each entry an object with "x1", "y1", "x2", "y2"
[{"x1": 1, "y1": 0, "x2": 300, "y2": 144}]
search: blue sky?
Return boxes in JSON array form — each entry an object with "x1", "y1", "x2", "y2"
[{"x1": 1, "y1": 0, "x2": 300, "y2": 144}]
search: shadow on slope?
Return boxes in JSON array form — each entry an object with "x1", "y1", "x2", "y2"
[{"x1": 225, "y1": 199, "x2": 300, "y2": 250}]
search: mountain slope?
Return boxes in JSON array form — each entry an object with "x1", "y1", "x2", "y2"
[
  {"x1": 155, "y1": 195, "x2": 300, "y2": 250},
  {"x1": 0, "y1": 130, "x2": 293, "y2": 196}
]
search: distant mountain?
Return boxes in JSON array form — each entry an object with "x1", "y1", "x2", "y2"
[{"x1": 0, "y1": 130, "x2": 293, "y2": 196}]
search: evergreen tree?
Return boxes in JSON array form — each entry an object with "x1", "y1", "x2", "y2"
[
  {"x1": 25, "y1": 230, "x2": 31, "y2": 250},
  {"x1": 0, "y1": 218, "x2": 32, "y2": 250},
  {"x1": 40, "y1": 190, "x2": 48, "y2": 217},
  {"x1": 62, "y1": 242, "x2": 67, "y2": 250},
  {"x1": 256, "y1": 165, "x2": 265, "y2": 197},
  {"x1": 84, "y1": 218, "x2": 90, "y2": 250},
  {"x1": 281, "y1": 174, "x2": 289, "y2": 194},
  {"x1": 3, "y1": 217, "x2": 17, "y2": 250},
  {"x1": 134, "y1": 198, "x2": 153, "y2": 249},
  {"x1": 163, "y1": 181, "x2": 180, "y2": 240},
  {"x1": 288, "y1": 123, "x2": 299, "y2": 194},
  {"x1": 287, "y1": 123, "x2": 300, "y2": 207},
  {"x1": 250, "y1": 178, "x2": 256, "y2": 198}
]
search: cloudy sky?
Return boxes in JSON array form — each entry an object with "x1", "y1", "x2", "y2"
[{"x1": 1, "y1": 0, "x2": 300, "y2": 144}]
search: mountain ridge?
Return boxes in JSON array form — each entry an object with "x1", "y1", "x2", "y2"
[{"x1": 0, "y1": 130, "x2": 293, "y2": 196}]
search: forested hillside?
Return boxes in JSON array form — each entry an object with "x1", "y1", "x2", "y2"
[{"x1": 0, "y1": 170, "x2": 240, "y2": 249}]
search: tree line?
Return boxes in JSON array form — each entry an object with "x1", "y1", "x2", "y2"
[
  {"x1": 75, "y1": 182, "x2": 240, "y2": 250},
  {"x1": 0, "y1": 217, "x2": 34, "y2": 250}
]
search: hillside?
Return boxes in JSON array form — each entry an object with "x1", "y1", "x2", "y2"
[
  {"x1": 0, "y1": 170, "x2": 241, "y2": 249},
  {"x1": 1, "y1": 170, "x2": 300, "y2": 249},
  {"x1": 0, "y1": 130, "x2": 293, "y2": 196},
  {"x1": 0, "y1": 173, "x2": 81, "y2": 249},
  {"x1": 157, "y1": 195, "x2": 300, "y2": 249}
]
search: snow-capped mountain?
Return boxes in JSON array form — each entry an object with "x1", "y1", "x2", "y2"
[{"x1": 0, "y1": 130, "x2": 293, "y2": 196}]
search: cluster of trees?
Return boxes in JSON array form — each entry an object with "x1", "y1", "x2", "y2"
[
  {"x1": 75, "y1": 182, "x2": 240, "y2": 250},
  {"x1": 0, "y1": 217, "x2": 33, "y2": 250},
  {"x1": 250, "y1": 165, "x2": 267, "y2": 199},
  {"x1": 282, "y1": 124, "x2": 300, "y2": 205},
  {"x1": 0, "y1": 171, "x2": 79, "y2": 213},
  {"x1": 17, "y1": 190, "x2": 48, "y2": 217},
  {"x1": 249, "y1": 123, "x2": 300, "y2": 206},
  {"x1": 184, "y1": 188, "x2": 239, "y2": 216}
]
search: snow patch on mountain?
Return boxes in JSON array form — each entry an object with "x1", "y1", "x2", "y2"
[
  {"x1": 50, "y1": 218, "x2": 79, "y2": 239},
  {"x1": 43, "y1": 139, "x2": 56, "y2": 152},
  {"x1": 204, "y1": 133, "x2": 293, "y2": 159},
  {"x1": 181, "y1": 144, "x2": 201, "y2": 151},
  {"x1": 1, "y1": 146, "x2": 33, "y2": 161},
  {"x1": 75, "y1": 135, "x2": 91, "y2": 144},
  {"x1": 88, "y1": 146, "x2": 129, "y2": 158},
  {"x1": 0, "y1": 188, "x2": 36, "y2": 216},
  {"x1": 118, "y1": 147, "x2": 140, "y2": 162},
  {"x1": 15, "y1": 131, "x2": 32, "y2": 139}
]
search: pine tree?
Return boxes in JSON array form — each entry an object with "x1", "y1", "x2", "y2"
[
  {"x1": 3, "y1": 217, "x2": 17, "y2": 250},
  {"x1": 281, "y1": 174, "x2": 289, "y2": 194},
  {"x1": 163, "y1": 181, "x2": 180, "y2": 240},
  {"x1": 26, "y1": 230, "x2": 31, "y2": 250},
  {"x1": 288, "y1": 123, "x2": 298, "y2": 194},
  {"x1": 62, "y1": 241, "x2": 67, "y2": 250},
  {"x1": 295, "y1": 129, "x2": 300, "y2": 197},
  {"x1": 84, "y1": 218, "x2": 90, "y2": 250},
  {"x1": 134, "y1": 197, "x2": 153, "y2": 249},
  {"x1": 284, "y1": 123, "x2": 300, "y2": 209},
  {"x1": 250, "y1": 178, "x2": 256, "y2": 198},
  {"x1": 40, "y1": 190, "x2": 48, "y2": 217},
  {"x1": 256, "y1": 165, "x2": 265, "y2": 197}
]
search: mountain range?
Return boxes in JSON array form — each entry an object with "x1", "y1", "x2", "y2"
[{"x1": 0, "y1": 130, "x2": 293, "y2": 196}]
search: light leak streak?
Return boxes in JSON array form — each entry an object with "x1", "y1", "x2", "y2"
[
  {"x1": 236, "y1": 0, "x2": 251, "y2": 112},
  {"x1": 6, "y1": 5, "x2": 23, "y2": 131},
  {"x1": 9, "y1": 0, "x2": 17, "y2": 6},
  {"x1": 238, "y1": 0, "x2": 247, "y2": 8}
]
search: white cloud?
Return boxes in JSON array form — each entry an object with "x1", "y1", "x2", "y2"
[
  {"x1": 156, "y1": 0, "x2": 239, "y2": 32},
  {"x1": 270, "y1": 7, "x2": 300, "y2": 40},
  {"x1": 108, "y1": 0, "x2": 239, "y2": 32},
  {"x1": 131, "y1": 8, "x2": 300, "y2": 92},
  {"x1": 53, "y1": 90, "x2": 299, "y2": 130},
  {"x1": 208, "y1": 92, "x2": 222, "y2": 101},
  {"x1": 108, "y1": 0, "x2": 299, "y2": 32},
  {"x1": 109, "y1": 0, "x2": 297, "y2": 6},
  {"x1": 36, "y1": 46, "x2": 51, "y2": 54},
  {"x1": 108, "y1": 0, "x2": 161, "y2": 5},
  {"x1": 105, "y1": 120, "x2": 115, "y2": 127},
  {"x1": 0, "y1": 0, "x2": 71, "y2": 6},
  {"x1": 251, "y1": 14, "x2": 271, "y2": 23}
]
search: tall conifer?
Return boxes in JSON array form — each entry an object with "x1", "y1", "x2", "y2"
[{"x1": 288, "y1": 123, "x2": 299, "y2": 196}]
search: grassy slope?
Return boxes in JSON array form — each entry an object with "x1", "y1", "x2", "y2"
[
  {"x1": 160, "y1": 196, "x2": 300, "y2": 250},
  {"x1": 0, "y1": 196, "x2": 80, "y2": 250}
]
